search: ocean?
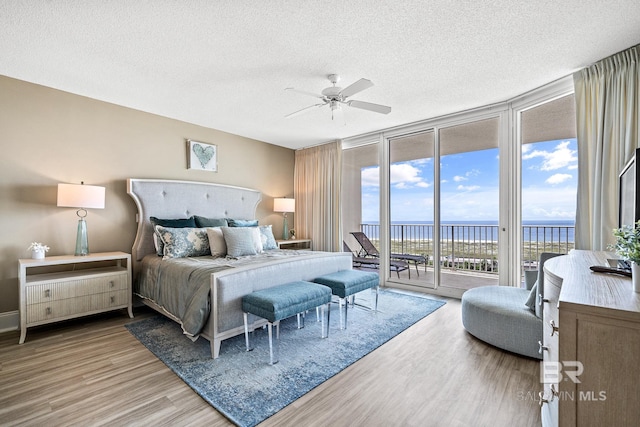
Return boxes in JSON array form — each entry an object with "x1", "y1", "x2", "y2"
[{"x1": 361, "y1": 220, "x2": 576, "y2": 243}]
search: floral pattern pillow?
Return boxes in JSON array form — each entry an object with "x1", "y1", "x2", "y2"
[
  {"x1": 259, "y1": 225, "x2": 278, "y2": 250},
  {"x1": 154, "y1": 225, "x2": 210, "y2": 259}
]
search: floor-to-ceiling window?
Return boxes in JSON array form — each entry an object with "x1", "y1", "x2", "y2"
[
  {"x1": 518, "y1": 94, "x2": 578, "y2": 274},
  {"x1": 341, "y1": 77, "x2": 576, "y2": 295}
]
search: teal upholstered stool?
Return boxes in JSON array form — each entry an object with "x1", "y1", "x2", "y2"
[
  {"x1": 242, "y1": 281, "x2": 332, "y2": 365},
  {"x1": 313, "y1": 270, "x2": 379, "y2": 329}
]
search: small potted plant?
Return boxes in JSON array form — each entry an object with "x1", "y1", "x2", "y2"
[
  {"x1": 611, "y1": 220, "x2": 640, "y2": 292},
  {"x1": 27, "y1": 242, "x2": 50, "y2": 260}
]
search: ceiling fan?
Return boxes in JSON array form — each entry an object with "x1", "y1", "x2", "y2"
[{"x1": 285, "y1": 74, "x2": 392, "y2": 120}]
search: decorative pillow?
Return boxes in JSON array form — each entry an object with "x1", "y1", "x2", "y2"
[
  {"x1": 206, "y1": 227, "x2": 227, "y2": 257},
  {"x1": 259, "y1": 225, "x2": 278, "y2": 250},
  {"x1": 154, "y1": 225, "x2": 210, "y2": 259},
  {"x1": 222, "y1": 226, "x2": 263, "y2": 257},
  {"x1": 150, "y1": 216, "x2": 196, "y2": 256},
  {"x1": 228, "y1": 219, "x2": 259, "y2": 227},
  {"x1": 194, "y1": 216, "x2": 228, "y2": 228},
  {"x1": 525, "y1": 283, "x2": 537, "y2": 312}
]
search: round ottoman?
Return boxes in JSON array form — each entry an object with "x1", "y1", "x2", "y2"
[{"x1": 461, "y1": 286, "x2": 542, "y2": 359}]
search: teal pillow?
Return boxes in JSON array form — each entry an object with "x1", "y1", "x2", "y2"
[
  {"x1": 150, "y1": 216, "x2": 196, "y2": 256},
  {"x1": 194, "y1": 216, "x2": 228, "y2": 228},
  {"x1": 154, "y1": 226, "x2": 210, "y2": 259},
  {"x1": 228, "y1": 219, "x2": 259, "y2": 227},
  {"x1": 259, "y1": 225, "x2": 278, "y2": 250}
]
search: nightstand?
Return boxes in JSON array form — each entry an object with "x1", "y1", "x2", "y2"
[
  {"x1": 18, "y1": 251, "x2": 133, "y2": 344},
  {"x1": 276, "y1": 239, "x2": 312, "y2": 250}
]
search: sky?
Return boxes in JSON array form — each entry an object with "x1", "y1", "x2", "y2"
[{"x1": 361, "y1": 139, "x2": 578, "y2": 223}]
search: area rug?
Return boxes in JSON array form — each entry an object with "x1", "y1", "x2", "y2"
[{"x1": 126, "y1": 290, "x2": 445, "y2": 427}]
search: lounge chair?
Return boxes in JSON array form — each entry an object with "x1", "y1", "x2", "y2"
[
  {"x1": 350, "y1": 231, "x2": 427, "y2": 277},
  {"x1": 343, "y1": 242, "x2": 409, "y2": 278}
]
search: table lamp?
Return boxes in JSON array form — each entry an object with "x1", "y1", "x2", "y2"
[
  {"x1": 273, "y1": 198, "x2": 295, "y2": 240},
  {"x1": 57, "y1": 182, "x2": 105, "y2": 256}
]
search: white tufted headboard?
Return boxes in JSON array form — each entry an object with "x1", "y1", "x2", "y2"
[{"x1": 127, "y1": 178, "x2": 262, "y2": 267}]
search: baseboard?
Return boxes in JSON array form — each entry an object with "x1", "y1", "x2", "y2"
[{"x1": 0, "y1": 310, "x2": 19, "y2": 333}]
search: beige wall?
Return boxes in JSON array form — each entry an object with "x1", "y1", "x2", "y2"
[{"x1": 0, "y1": 75, "x2": 295, "y2": 313}]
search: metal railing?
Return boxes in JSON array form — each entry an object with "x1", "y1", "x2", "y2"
[{"x1": 359, "y1": 223, "x2": 575, "y2": 274}]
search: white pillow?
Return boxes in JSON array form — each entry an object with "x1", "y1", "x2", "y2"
[
  {"x1": 222, "y1": 226, "x2": 263, "y2": 257},
  {"x1": 206, "y1": 227, "x2": 227, "y2": 257}
]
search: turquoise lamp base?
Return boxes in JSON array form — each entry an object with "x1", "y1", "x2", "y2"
[{"x1": 75, "y1": 217, "x2": 89, "y2": 256}]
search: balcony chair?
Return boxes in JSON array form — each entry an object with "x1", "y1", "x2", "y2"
[
  {"x1": 349, "y1": 231, "x2": 428, "y2": 278},
  {"x1": 343, "y1": 241, "x2": 409, "y2": 278}
]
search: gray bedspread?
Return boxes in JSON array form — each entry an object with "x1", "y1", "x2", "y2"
[{"x1": 136, "y1": 250, "x2": 318, "y2": 337}]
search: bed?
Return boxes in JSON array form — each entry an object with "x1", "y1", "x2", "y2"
[{"x1": 127, "y1": 178, "x2": 352, "y2": 358}]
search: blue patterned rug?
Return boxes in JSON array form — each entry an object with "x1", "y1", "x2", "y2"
[{"x1": 126, "y1": 290, "x2": 445, "y2": 427}]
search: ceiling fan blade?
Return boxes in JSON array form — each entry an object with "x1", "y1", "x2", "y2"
[
  {"x1": 285, "y1": 103, "x2": 326, "y2": 119},
  {"x1": 348, "y1": 100, "x2": 392, "y2": 114},
  {"x1": 285, "y1": 87, "x2": 325, "y2": 99},
  {"x1": 340, "y1": 78, "x2": 374, "y2": 98}
]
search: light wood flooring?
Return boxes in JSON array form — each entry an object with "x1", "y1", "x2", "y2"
[{"x1": 0, "y1": 296, "x2": 542, "y2": 426}]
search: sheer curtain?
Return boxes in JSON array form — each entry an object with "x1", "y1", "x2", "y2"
[
  {"x1": 294, "y1": 141, "x2": 342, "y2": 252},
  {"x1": 574, "y1": 44, "x2": 640, "y2": 250}
]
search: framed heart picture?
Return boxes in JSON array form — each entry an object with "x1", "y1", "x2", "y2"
[{"x1": 187, "y1": 139, "x2": 218, "y2": 172}]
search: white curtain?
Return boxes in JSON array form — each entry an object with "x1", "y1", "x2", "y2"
[
  {"x1": 294, "y1": 141, "x2": 342, "y2": 252},
  {"x1": 574, "y1": 44, "x2": 640, "y2": 250}
]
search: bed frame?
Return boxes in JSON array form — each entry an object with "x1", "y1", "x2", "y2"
[{"x1": 127, "y1": 178, "x2": 352, "y2": 358}]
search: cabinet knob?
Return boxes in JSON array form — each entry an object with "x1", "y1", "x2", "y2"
[
  {"x1": 538, "y1": 391, "x2": 550, "y2": 407},
  {"x1": 44, "y1": 289, "x2": 50, "y2": 298},
  {"x1": 109, "y1": 281, "x2": 115, "y2": 288},
  {"x1": 549, "y1": 320, "x2": 559, "y2": 336},
  {"x1": 538, "y1": 340, "x2": 549, "y2": 354},
  {"x1": 110, "y1": 296, "x2": 115, "y2": 304},
  {"x1": 46, "y1": 307, "x2": 51, "y2": 315}
]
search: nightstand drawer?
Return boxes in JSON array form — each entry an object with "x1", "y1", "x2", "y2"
[
  {"x1": 91, "y1": 290, "x2": 129, "y2": 310},
  {"x1": 26, "y1": 271, "x2": 128, "y2": 304}
]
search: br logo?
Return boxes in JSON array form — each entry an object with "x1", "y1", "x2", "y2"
[{"x1": 540, "y1": 361, "x2": 584, "y2": 383}]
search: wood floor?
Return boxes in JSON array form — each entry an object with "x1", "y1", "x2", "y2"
[{"x1": 0, "y1": 297, "x2": 542, "y2": 427}]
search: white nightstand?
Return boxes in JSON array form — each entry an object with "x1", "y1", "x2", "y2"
[
  {"x1": 18, "y1": 251, "x2": 133, "y2": 344},
  {"x1": 276, "y1": 239, "x2": 312, "y2": 250}
]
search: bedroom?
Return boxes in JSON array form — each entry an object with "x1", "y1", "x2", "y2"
[{"x1": 1, "y1": 2, "x2": 640, "y2": 426}]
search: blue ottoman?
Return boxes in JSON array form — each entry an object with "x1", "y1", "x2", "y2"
[
  {"x1": 313, "y1": 270, "x2": 379, "y2": 329},
  {"x1": 242, "y1": 281, "x2": 332, "y2": 364}
]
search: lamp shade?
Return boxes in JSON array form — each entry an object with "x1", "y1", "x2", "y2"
[
  {"x1": 273, "y1": 198, "x2": 295, "y2": 213},
  {"x1": 57, "y1": 183, "x2": 105, "y2": 209}
]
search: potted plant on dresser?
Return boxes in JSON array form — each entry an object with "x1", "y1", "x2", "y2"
[{"x1": 611, "y1": 220, "x2": 640, "y2": 292}]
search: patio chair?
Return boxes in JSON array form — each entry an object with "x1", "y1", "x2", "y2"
[
  {"x1": 343, "y1": 242, "x2": 409, "y2": 278},
  {"x1": 350, "y1": 231, "x2": 427, "y2": 277}
]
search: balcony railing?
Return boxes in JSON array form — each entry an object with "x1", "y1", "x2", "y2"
[{"x1": 359, "y1": 223, "x2": 575, "y2": 274}]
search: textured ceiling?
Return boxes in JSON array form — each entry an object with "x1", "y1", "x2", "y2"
[{"x1": 1, "y1": 1, "x2": 639, "y2": 150}]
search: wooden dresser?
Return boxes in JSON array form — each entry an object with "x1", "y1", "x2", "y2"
[{"x1": 541, "y1": 250, "x2": 640, "y2": 427}]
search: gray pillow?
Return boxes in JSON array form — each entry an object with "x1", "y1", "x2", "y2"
[
  {"x1": 525, "y1": 283, "x2": 537, "y2": 312},
  {"x1": 194, "y1": 216, "x2": 228, "y2": 228},
  {"x1": 222, "y1": 226, "x2": 263, "y2": 257}
]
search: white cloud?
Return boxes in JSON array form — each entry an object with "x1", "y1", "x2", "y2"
[
  {"x1": 362, "y1": 163, "x2": 430, "y2": 189},
  {"x1": 453, "y1": 175, "x2": 467, "y2": 182},
  {"x1": 457, "y1": 185, "x2": 481, "y2": 191},
  {"x1": 361, "y1": 167, "x2": 379, "y2": 187},
  {"x1": 546, "y1": 173, "x2": 572, "y2": 185},
  {"x1": 522, "y1": 140, "x2": 577, "y2": 171}
]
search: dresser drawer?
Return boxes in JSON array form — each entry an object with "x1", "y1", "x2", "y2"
[
  {"x1": 91, "y1": 290, "x2": 129, "y2": 310},
  {"x1": 27, "y1": 295, "x2": 92, "y2": 323},
  {"x1": 26, "y1": 271, "x2": 128, "y2": 304}
]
